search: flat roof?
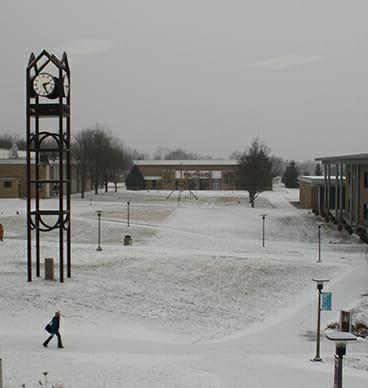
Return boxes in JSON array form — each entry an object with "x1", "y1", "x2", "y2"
[
  {"x1": 143, "y1": 176, "x2": 162, "y2": 180},
  {"x1": 299, "y1": 175, "x2": 343, "y2": 185},
  {"x1": 134, "y1": 160, "x2": 238, "y2": 166},
  {"x1": 0, "y1": 149, "x2": 28, "y2": 159},
  {"x1": 315, "y1": 153, "x2": 368, "y2": 164},
  {"x1": 0, "y1": 177, "x2": 19, "y2": 181},
  {"x1": 0, "y1": 159, "x2": 28, "y2": 165}
]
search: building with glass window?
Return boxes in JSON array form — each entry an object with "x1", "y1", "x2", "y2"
[
  {"x1": 315, "y1": 153, "x2": 368, "y2": 231},
  {"x1": 125, "y1": 160, "x2": 239, "y2": 191},
  {"x1": 0, "y1": 147, "x2": 83, "y2": 198},
  {"x1": 299, "y1": 176, "x2": 345, "y2": 210}
]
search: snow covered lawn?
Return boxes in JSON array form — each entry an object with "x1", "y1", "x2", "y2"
[{"x1": 0, "y1": 187, "x2": 367, "y2": 387}]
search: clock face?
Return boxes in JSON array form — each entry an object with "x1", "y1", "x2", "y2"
[
  {"x1": 63, "y1": 75, "x2": 70, "y2": 97},
  {"x1": 33, "y1": 73, "x2": 56, "y2": 97}
]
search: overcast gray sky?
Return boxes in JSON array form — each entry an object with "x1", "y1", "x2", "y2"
[{"x1": 1, "y1": 0, "x2": 367, "y2": 160}]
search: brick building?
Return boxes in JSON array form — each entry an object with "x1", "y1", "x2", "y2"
[
  {"x1": 299, "y1": 176, "x2": 345, "y2": 210},
  {"x1": 315, "y1": 153, "x2": 368, "y2": 230},
  {"x1": 0, "y1": 147, "x2": 83, "y2": 198},
  {"x1": 125, "y1": 160, "x2": 239, "y2": 190}
]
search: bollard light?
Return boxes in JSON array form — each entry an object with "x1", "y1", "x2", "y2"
[
  {"x1": 96, "y1": 210, "x2": 102, "y2": 251},
  {"x1": 326, "y1": 331, "x2": 356, "y2": 388},
  {"x1": 127, "y1": 200, "x2": 131, "y2": 227},
  {"x1": 261, "y1": 214, "x2": 267, "y2": 247},
  {"x1": 311, "y1": 278, "x2": 329, "y2": 362},
  {"x1": 317, "y1": 222, "x2": 323, "y2": 263}
]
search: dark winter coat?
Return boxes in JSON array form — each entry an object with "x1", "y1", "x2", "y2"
[{"x1": 50, "y1": 316, "x2": 60, "y2": 334}]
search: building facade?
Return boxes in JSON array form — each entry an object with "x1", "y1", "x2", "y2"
[
  {"x1": 0, "y1": 147, "x2": 83, "y2": 198},
  {"x1": 315, "y1": 153, "x2": 368, "y2": 231},
  {"x1": 0, "y1": 156, "x2": 49, "y2": 199},
  {"x1": 126, "y1": 160, "x2": 239, "y2": 191},
  {"x1": 299, "y1": 176, "x2": 345, "y2": 210}
]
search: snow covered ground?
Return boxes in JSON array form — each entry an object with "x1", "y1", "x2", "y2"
[{"x1": 0, "y1": 186, "x2": 367, "y2": 387}]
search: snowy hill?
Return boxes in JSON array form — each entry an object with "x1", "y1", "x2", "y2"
[{"x1": 0, "y1": 187, "x2": 367, "y2": 387}]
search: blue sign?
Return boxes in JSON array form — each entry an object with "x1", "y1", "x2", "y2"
[{"x1": 321, "y1": 292, "x2": 332, "y2": 311}]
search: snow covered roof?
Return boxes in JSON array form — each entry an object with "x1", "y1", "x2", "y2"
[
  {"x1": 0, "y1": 149, "x2": 10, "y2": 159},
  {"x1": 316, "y1": 153, "x2": 368, "y2": 164},
  {"x1": 299, "y1": 175, "x2": 344, "y2": 185},
  {"x1": 0, "y1": 159, "x2": 27, "y2": 165},
  {"x1": 134, "y1": 160, "x2": 238, "y2": 166},
  {"x1": 143, "y1": 176, "x2": 162, "y2": 180},
  {"x1": 0, "y1": 148, "x2": 30, "y2": 160}
]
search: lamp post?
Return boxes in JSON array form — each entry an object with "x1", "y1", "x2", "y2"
[
  {"x1": 326, "y1": 331, "x2": 357, "y2": 388},
  {"x1": 96, "y1": 210, "x2": 102, "y2": 251},
  {"x1": 261, "y1": 214, "x2": 267, "y2": 247},
  {"x1": 311, "y1": 278, "x2": 329, "y2": 361},
  {"x1": 127, "y1": 201, "x2": 130, "y2": 227},
  {"x1": 317, "y1": 223, "x2": 323, "y2": 263}
]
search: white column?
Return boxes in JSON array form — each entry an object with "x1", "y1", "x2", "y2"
[
  {"x1": 349, "y1": 165, "x2": 353, "y2": 225},
  {"x1": 324, "y1": 164, "x2": 328, "y2": 213},
  {"x1": 327, "y1": 163, "x2": 331, "y2": 214},
  {"x1": 335, "y1": 163, "x2": 339, "y2": 219},
  {"x1": 355, "y1": 164, "x2": 360, "y2": 226},
  {"x1": 339, "y1": 164, "x2": 344, "y2": 221}
]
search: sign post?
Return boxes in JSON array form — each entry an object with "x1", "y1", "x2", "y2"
[
  {"x1": 311, "y1": 278, "x2": 330, "y2": 362},
  {"x1": 321, "y1": 292, "x2": 332, "y2": 311},
  {"x1": 340, "y1": 310, "x2": 351, "y2": 332}
]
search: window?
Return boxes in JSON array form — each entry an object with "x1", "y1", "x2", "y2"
[
  {"x1": 224, "y1": 171, "x2": 233, "y2": 184},
  {"x1": 364, "y1": 172, "x2": 368, "y2": 188},
  {"x1": 163, "y1": 171, "x2": 172, "y2": 184},
  {"x1": 364, "y1": 204, "x2": 368, "y2": 220},
  {"x1": 4, "y1": 181, "x2": 12, "y2": 188}
]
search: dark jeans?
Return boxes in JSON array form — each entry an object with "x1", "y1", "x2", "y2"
[{"x1": 44, "y1": 331, "x2": 63, "y2": 348}]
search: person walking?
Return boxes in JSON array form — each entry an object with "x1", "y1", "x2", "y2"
[
  {"x1": 43, "y1": 311, "x2": 64, "y2": 349},
  {"x1": 0, "y1": 223, "x2": 4, "y2": 242}
]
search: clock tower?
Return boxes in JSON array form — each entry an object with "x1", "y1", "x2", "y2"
[{"x1": 26, "y1": 50, "x2": 72, "y2": 282}]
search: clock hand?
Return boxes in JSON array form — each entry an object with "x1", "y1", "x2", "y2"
[{"x1": 43, "y1": 82, "x2": 49, "y2": 93}]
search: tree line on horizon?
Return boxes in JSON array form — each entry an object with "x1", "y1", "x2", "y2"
[{"x1": 0, "y1": 131, "x2": 322, "y2": 204}]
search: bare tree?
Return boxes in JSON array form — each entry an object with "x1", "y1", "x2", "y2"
[
  {"x1": 104, "y1": 142, "x2": 130, "y2": 192},
  {"x1": 153, "y1": 146, "x2": 170, "y2": 160},
  {"x1": 73, "y1": 125, "x2": 132, "y2": 196},
  {"x1": 73, "y1": 129, "x2": 93, "y2": 198},
  {"x1": 270, "y1": 156, "x2": 285, "y2": 178},
  {"x1": 229, "y1": 150, "x2": 242, "y2": 160},
  {"x1": 87, "y1": 125, "x2": 114, "y2": 194},
  {"x1": 0, "y1": 133, "x2": 26, "y2": 150},
  {"x1": 164, "y1": 148, "x2": 201, "y2": 160},
  {"x1": 236, "y1": 138, "x2": 272, "y2": 207}
]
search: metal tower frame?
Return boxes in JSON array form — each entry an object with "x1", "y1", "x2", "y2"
[{"x1": 26, "y1": 50, "x2": 71, "y2": 282}]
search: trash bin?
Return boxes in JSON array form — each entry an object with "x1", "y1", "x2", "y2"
[
  {"x1": 124, "y1": 234, "x2": 132, "y2": 246},
  {"x1": 45, "y1": 258, "x2": 54, "y2": 280}
]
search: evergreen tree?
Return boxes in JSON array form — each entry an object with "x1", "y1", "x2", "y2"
[
  {"x1": 314, "y1": 163, "x2": 322, "y2": 176},
  {"x1": 282, "y1": 160, "x2": 300, "y2": 188},
  {"x1": 125, "y1": 165, "x2": 145, "y2": 190}
]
